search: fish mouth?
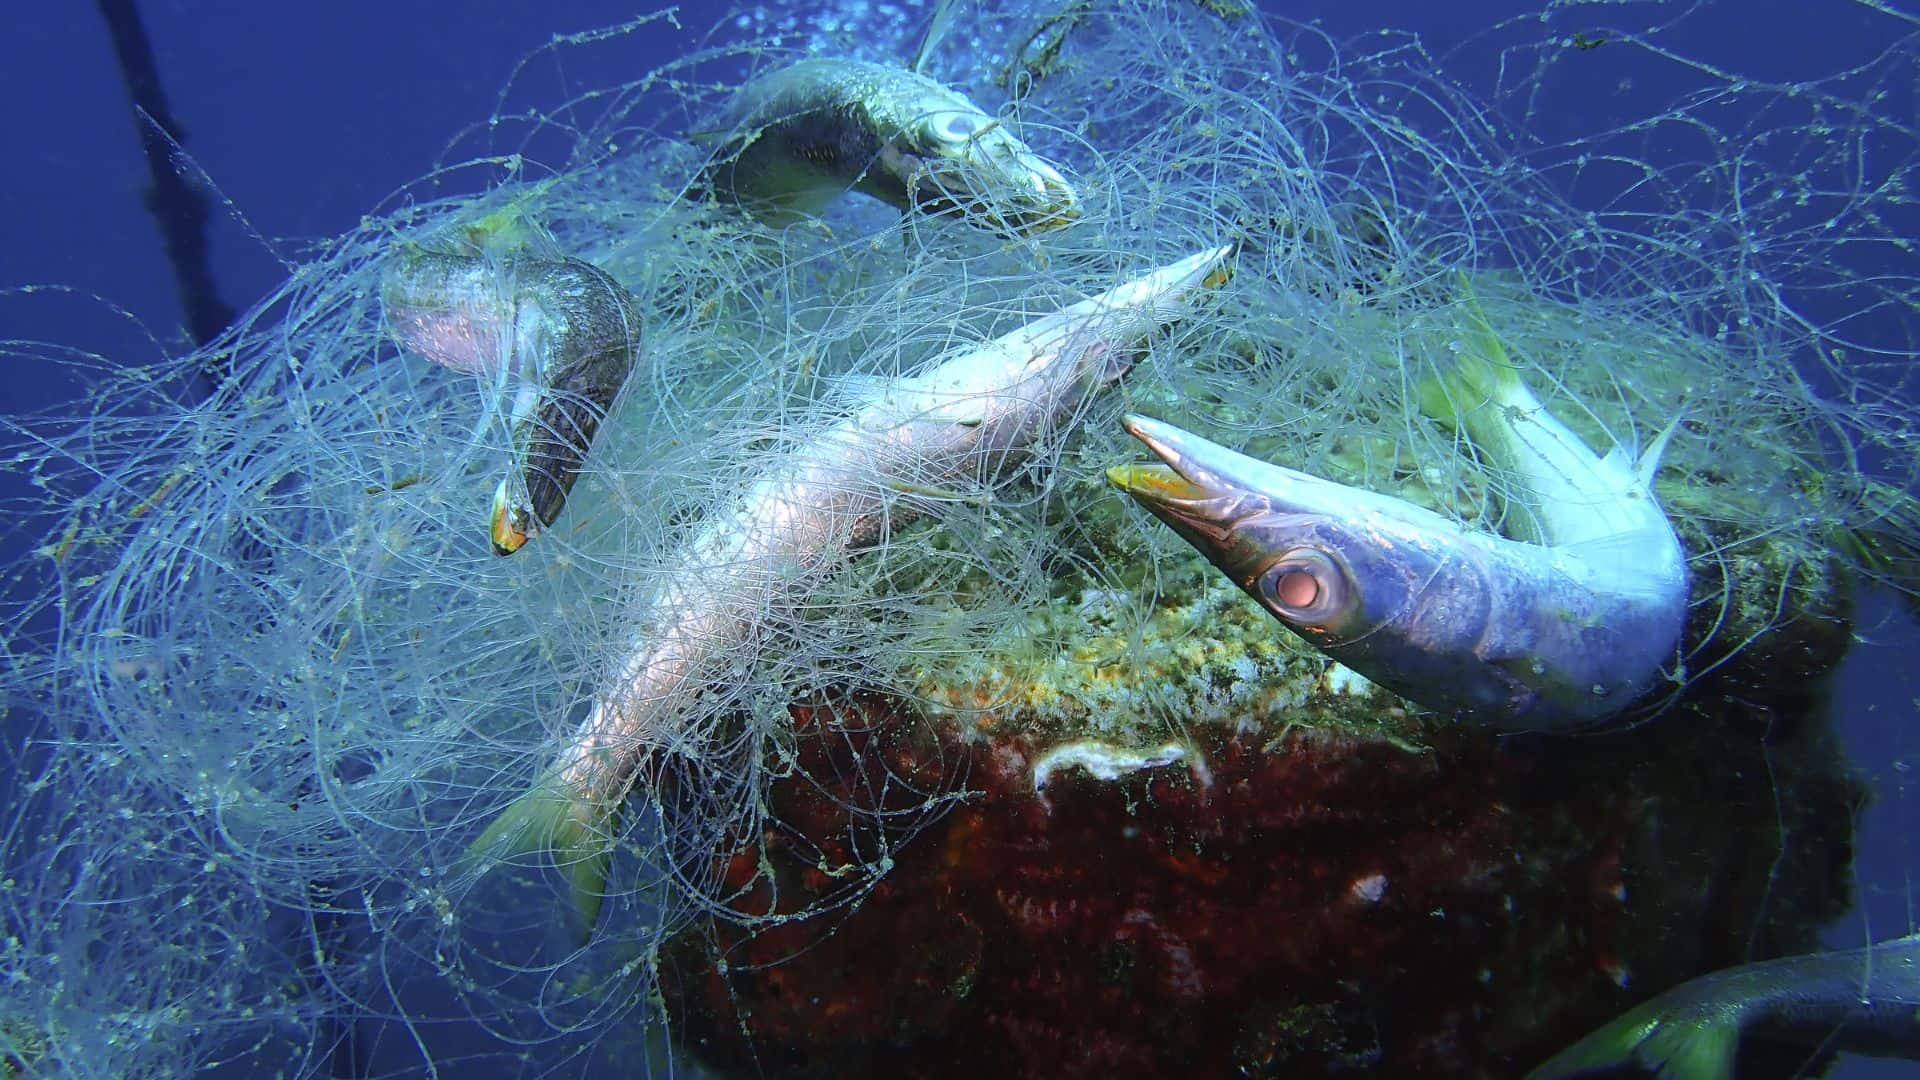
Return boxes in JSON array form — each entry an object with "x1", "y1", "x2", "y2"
[
  {"x1": 991, "y1": 155, "x2": 1082, "y2": 233},
  {"x1": 1104, "y1": 462, "x2": 1211, "y2": 503},
  {"x1": 909, "y1": 147, "x2": 1082, "y2": 236},
  {"x1": 490, "y1": 480, "x2": 531, "y2": 556},
  {"x1": 1107, "y1": 413, "x2": 1297, "y2": 560},
  {"x1": 1109, "y1": 414, "x2": 1253, "y2": 507}
]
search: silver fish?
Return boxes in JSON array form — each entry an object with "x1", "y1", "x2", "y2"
[
  {"x1": 465, "y1": 245, "x2": 1234, "y2": 930},
  {"x1": 382, "y1": 250, "x2": 641, "y2": 554},
  {"x1": 1107, "y1": 282, "x2": 1687, "y2": 729},
  {"x1": 1528, "y1": 932, "x2": 1920, "y2": 1080},
  {"x1": 701, "y1": 57, "x2": 1080, "y2": 235}
]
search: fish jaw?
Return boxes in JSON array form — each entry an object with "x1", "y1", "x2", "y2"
[
  {"x1": 1057, "y1": 246, "x2": 1237, "y2": 329},
  {"x1": 490, "y1": 261, "x2": 641, "y2": 555},
  {"x1": 1110, "y1": 415, "x2": 1685, "y2": 728},
  {"x1": 853, "y1": 61, "x2": 1080, "y2": 234},
  {"x1": 889, "y1": 245, "x2": 1236, "y2": 450},
  {"x1": 875, "y1": 121, "x2": 1082, "y2": 235},
  {"x1": 1110, "y1": 413, "x2": 1466, "y2": 648}
]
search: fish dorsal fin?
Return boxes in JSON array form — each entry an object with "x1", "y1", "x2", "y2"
[
  {"x1": 912, "y1": 0, "x2": 963, "y2": 74},
  {"x1": 1598, "y1": 409, "x2": 1682, "y2": 494},
  {"x1": 1636, "y1": 412, "x2": 1683, "y2": 491}
]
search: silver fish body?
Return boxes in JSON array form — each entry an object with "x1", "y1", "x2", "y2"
[
  {"x1": 382, "y1": 250, "x2": 642, "y2": 554},
  {"x1": 701, "y1": 58, "x2": 1079, "y2": 235},
  {"x1": 465, "y1": 246, "x2": 1233, "y2": 929},
  {"x1": 1528, "y1": 932, "x2": 1920, "y2": 1079}
]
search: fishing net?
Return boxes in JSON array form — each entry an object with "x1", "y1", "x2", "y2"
[{"x1": 1, "y1": 1, "x2": 1914, "y2": 1075}]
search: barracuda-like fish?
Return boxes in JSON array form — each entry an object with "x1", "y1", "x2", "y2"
[
  {"x1": 1528, "y1": 932, "x2": 1920, "y2": 1079},
  {"x1": 382, "y1": 250, "x2": 642, "y2": 554},
  {"x1": 700, "y1": 57, "x2": 1080, "y2": 235},
  {"x1": 466, "y1": 245, "x2": 1234, "y2": 930},
  {"x1": 1106, "y1": 283, "x2": 1687, "y2": 729}
]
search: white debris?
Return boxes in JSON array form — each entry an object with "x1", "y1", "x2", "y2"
[{"x1": 1031, "y1": 740, "x2": 1192, "y2": 793}]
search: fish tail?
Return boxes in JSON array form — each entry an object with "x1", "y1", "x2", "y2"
[
  {"x1": 1417, "y1": 271, "x2": 1530, "y2": 429},
  {"x1": 1528, "y1": 1003, "x2": 1737, "y2": 1080},
  {"x1": 461, "y1": 773, "x2": 616, "y2": 938}
]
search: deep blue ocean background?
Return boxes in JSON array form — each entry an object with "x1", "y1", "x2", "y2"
[{"x1": 1, "y1": 2, "x2": 1913, "y2": 1076}]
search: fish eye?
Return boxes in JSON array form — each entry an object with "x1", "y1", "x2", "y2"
[
  {"x1": 927, "y1": 111, "x2": 984, "y2": 144},
  {"x1": 1260, "y1": 548, "x2": 1348, "y2": 625}
]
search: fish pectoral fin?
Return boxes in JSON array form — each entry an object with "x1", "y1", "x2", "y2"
[{"x1": 461, "y1": 775, "x2": 617, "y2": 941}]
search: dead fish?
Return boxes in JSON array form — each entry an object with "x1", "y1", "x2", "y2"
[
  {"x1": 699, "y1": 57, "x2": 1080, "y2": 235},
  {"x1": 382, "y1": 250, "x2": 641, "y2": 554},
  {"x1": 463, "y1": 245, "x2": 1234, "y2": 934}
]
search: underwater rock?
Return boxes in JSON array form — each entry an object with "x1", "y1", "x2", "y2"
[{"x1": 661, "y1": 539, "x2": 1863, "y2": 1077}]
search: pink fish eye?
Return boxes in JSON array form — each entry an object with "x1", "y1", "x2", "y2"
[
  {"x1": 1263, "y1": 548, "x2": 1345, "y2": 623},
  {"x1": 1276, "y1": 568, "x2": 1320, "y2": 609}
]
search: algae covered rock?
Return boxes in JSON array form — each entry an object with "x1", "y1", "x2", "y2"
[{"x1": 657, "y1": 265, "x2": 1869, "y2": 1077}]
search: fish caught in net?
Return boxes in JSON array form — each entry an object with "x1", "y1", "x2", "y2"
[{"x1": 1, "y1": 1, "x2": 1916, "y2": 1075}]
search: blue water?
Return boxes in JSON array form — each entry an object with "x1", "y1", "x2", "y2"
[{"x1": 1, "y1": 2, "x2": 1914, "y2": 1076}]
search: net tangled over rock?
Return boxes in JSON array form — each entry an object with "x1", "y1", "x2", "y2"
[{"x1": 1, "y1": 1, "x2": 1915, "y2": 1075}]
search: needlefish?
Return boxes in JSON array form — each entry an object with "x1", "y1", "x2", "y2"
[
  {"x1": 465, "y1": 245, "x2": 1234, "y2": 931},
  {"x1": 382, "y1": 250, "x2": 642, "y2": 555},
  {"x1": 1107, "y1": 280, "x2": 1687, "y2": 729},
  {"x1": 1528, "y1": 932, "x2": 1920, "y2": 1079},
  {"x1": 698, "y1": 56, "x2": 1080, "y2": 235}
]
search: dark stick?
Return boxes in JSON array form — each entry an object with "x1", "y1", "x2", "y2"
[
  {"x1": 93, "y1": 7, "x2": 366, "y2": 1076},
  {"x1": 94, "y1": 0, "x2": 237, "y2": 367}
]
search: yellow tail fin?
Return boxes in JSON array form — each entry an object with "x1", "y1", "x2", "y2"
[
  {"x1": 461, "y1": 775, "x2": 617, "y2": 940},
  {"x1": 1416, "y1": 271, "x2": 1528, "y2": 429}
]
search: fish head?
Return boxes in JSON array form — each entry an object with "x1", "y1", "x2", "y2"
[
  {"x1": 869, "y1": 83, "x2": 1081, "y2": 235},
  {"x1": 1108, "y1": 415, "x2": 1434, "y2": 644},
  {"x1": 711, "y1": 59, "x2": 1079, "y2": 234},
  {"x1": 1109, "y1": 415, "x2": 1527, "y2": 720}
]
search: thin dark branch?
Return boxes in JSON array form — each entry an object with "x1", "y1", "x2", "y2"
[{"x1": 94, "y1": 0, "x2": 236, "y2": 373}]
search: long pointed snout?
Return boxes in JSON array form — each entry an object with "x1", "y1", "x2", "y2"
[
  {"x1": 1109, "y1": 413, "x2": 1432, "y2": 533},
  {"x1": 1105, "y1": 413, "x2": 1302, "y2": 561}
]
